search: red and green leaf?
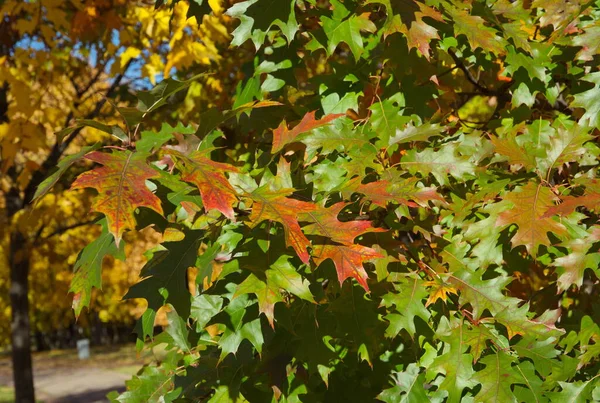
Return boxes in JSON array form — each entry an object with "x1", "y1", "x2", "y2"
[{"x1": 71, "y1": 150, "x2": 163, "y2": 245}]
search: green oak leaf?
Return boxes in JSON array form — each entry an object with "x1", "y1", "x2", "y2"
[{"x1": 321, "y1": 0, "x2": 377, "y2": 60}]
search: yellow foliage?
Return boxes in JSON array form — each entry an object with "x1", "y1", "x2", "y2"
[{"x1": 0, "y1": 0, "x2": 244, "y2": 346}]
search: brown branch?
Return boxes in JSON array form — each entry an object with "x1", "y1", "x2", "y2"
[
  {"x1": 34, "y1": 220, "x2": 97, "y2": 246},
  {"x1": 448, "y1": 49, "x2": 497, "y2": 96}
]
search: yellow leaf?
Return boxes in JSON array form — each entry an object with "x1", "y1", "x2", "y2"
[
  {"x1": 425, "y1": 280, "x2": 458, "y2": 307},
  {"x1": 120, "y1": 47, "x2": 141, "y2": 68}
]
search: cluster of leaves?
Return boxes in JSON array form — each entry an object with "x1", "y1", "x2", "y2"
[
  {"x1": 42, "y1": 0, "x2": 600, "y2": 401},
  {"x1": 0, "y1": 0, "x2": 244, "y2": 347}
]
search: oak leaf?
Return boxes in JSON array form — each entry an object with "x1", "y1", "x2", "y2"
[
  {"x1": 246, "y1": 186, "x2": 316, "y2": 263},
  {"x1": 496, "y1": 182, "x2": 567, "y2": 254},
  {"x1": 312, "y1": 244, "x2": 383, "y2": 291},
  {"x1": 300, "y1": 202, "x2": 386, "y2": 244},
  {"x1": 71, "y1": 150, "x2": 163, "y2": 246},
  {"x1": 369, "y1": 0, "x2": 444, "y2": 59},
  {"x1": 169, "y1": 149, "x2": 239, "y2": 219},
  {"x1": 271, "y1": 111, "x2": 344, "y2": 153},
  {"x1": 351, "y1": 178, "x2": 443, "y2": 208}
]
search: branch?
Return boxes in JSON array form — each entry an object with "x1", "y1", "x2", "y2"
[
  {"x1": 448, "y1": 49, "x2": 497, "y2": 96},
  {"x1": 14, "y1": 59, "x2": 135, "y2": 217},
  {"x1": 34, "y1": 220, "x2": 97, "y2": 246}
]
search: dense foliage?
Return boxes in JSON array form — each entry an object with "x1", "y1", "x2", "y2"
[
  {"x1": 0, "y1": 0, "x2": 241, "y2": 349},
  {"x1": 42, "y1": 0, "x2": 600, "y2": 401}
]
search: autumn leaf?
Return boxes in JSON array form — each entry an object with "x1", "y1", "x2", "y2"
[
  {"x1": 350, "y1": 178, "x2": 444, "y2": 208},
  {"x1": 544, "y1": 178, "x2": 600, "y2": 217},
  {"x1": 496, "y1": 182, "x2": 567, "y2": 254},
  {"x1": 246, "y1": 186, "x2": 316, "y2": 263},
  {"x1": 550, "y1": 228, "x2": 600, "y2": 292},
  {"x1": 312, "y1": 243, "x2": 382, "y2": 291},
  {"x1": 169, "y1": 149, "x2": 239, "y2": 219},
  {"x1": 300, "y1": 202, "x2": 386, "y2": 244},
  {"x1": 446, "y1": 5, "x2": 507, "y2": 55},
  {"x1": 368, "y1": 0, "x2": 444, "y2": 59},
  {"x1": 71, "y1": 150, "x2": 163, "y2": 246},
  {"x1": 271, "y1": 111, "x2": 344, "y2": 153}
]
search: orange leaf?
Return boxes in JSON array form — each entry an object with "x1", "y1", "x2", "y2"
[
  {"x1": 353, "y1": 178, "x2": 444, "y2": 208},
  {"x1": 272, "y1": 111, "x2": 344, "y2": 153},
  {"x1": 170, "y1": 149, "x2": 239, "y2": 219},
  {"x1": 300, "y1": 202, "x2": 386, "y2": 244},
  {"x1": 496, "y1": 182, "x2": 567, "y2": 254},
  {"x1": 312, "y1": 244, "x2": 383, "y2": 291},
  {"x1": 72, "y1": 150, "x2": 163, "y2": 246},
  {"x1": 247, "y1": 187, "x2": 317, "y2": 263}
]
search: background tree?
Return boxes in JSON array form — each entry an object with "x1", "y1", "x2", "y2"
[
  {"x1": 24, "y1": 0, "x2": 600, "y2": 402},
  {"x1": 0, "y1": 1, "x2": 241, "y2": 401}
]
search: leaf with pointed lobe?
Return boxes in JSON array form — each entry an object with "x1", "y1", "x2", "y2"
[
  {"x1": 321, "y1": 0, "x2": 377, "y2": 60},
  {"x1": 541, "y1": 124, "x2": 593, "y2": 174},
  {"x1": 490, "y1": 132, "x2": 537, "y2": 171},
  {"x1": 136, "y1": 122, "x2": 195, "y2": 154},
  {"x1": 550, "y1": 228, "x2": 600, "y2": 292},
  {"x1": 271, "y1": 111, "x2": 344, "y2": 153},
  {"x1": 300, "y1": 202, "x2": 386, "y2": 245},
  {"x1": 389, "y1": 121, "x2": 443, "y2": 146},
  {"x1": 71, "y1": 150, "x2": 164, "y2": 246},
  {"x1": 368, "y1": 0, "x2": 444, "y2": 59},
  {"x1": 546, "y1": 380, "x2": 599, "y2": 403},
  {"x1": 447, "y1": 269, "x2": 517, "y2": 320},
  {"x1": 381, "y1": 274, "x2": 430, "y2": 337},
  {"x1": 312, "y1": 243, "x2": 382, "y2": 291},
  {"x1": 496, "y1": 182, "x2": 567, "y2": 254},
  {"x1": 495, "y1": 305, "x2": 564, "y2": 340},
  {"x1": 235, "y1": 255, "x2": 314, "y2": 327},
  {"x1": 401, "y1": 144, "x2": 477, "y2": 186},
  {"x1": 571, "y1": 72, "x2": 600, "y2": 130},
  {"x1": 70, "y1": 219, "x2": 125, "y2": 317},
  {"x1": 427, "y1": 320, "x2": 477, "y2": 403},
  {"x1": 228, "y1": 0, "x2": 297, "y2": 48},
  {"x1": 190, "y1": 294, "x2": 223, "y2": 333},
  {"x1": 349, "y1": 177, "x2": 444, "y2": 209},
  {"x1": 246, "y1": 186, "x2": 316, "y2": 263},
  {"x1": 169, "y1": 149, "x2": 239, "y2": 219},
  {"x1": 446, "y1": 5, "x2": 507, "y2": 55},
  {"x1": 116, "y1": 364, "x2": 179, "y2": 403},
  {"x1": 124, "y1": 231, "x2": 204, "y2": 343},
  {"x1": 377, "y1": 363, "x2": 428, "y2": 403},
  {"x1": 218, "y1": 292, "x2": 264, "y2": 362},
  {"x1": 572, "y1": 21, "x2": 600, "y2": 61},
  {"x1": 472, "y1": 351, "x2": 521, "y2": 403},
  {"x1": 532, "y1": 0, "x2": 584, "y2": 31}
]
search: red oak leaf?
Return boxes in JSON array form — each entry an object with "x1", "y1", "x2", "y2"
[
  {"x1": 272, "y1": 111, "x2": 345, "y2": 153},
  {"x1": 300, "y1": 202, "x2": 386, "y2": 244},
  {"x1": 312, "y1": 244, "x2": 383, "y2": 291},
  {"x1": 71, "y1": 150, "x2": 163, "y2": 246},
  {"x1": 247, "y1": 187, "x2": 317, "y2": 263},
  {"x1": 170, "y1": 149, "x2": 239, "y2": 219}
]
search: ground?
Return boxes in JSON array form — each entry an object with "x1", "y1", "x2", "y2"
[{"x1": 0, "y1": 344, "x2": 152, "y2": 403}]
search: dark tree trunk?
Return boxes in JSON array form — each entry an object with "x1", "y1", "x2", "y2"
[{"x1": 9, "y1": 231, "x2": 35, "y2": 403}]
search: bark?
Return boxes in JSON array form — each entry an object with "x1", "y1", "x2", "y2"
[{"x1": 9, "y1": 231, "x2": 35, "y2": 403}]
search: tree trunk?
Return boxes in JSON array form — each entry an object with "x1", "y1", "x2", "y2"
[{"x1": 9, "y1": 231, "x2": 35, "y2": 403}]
